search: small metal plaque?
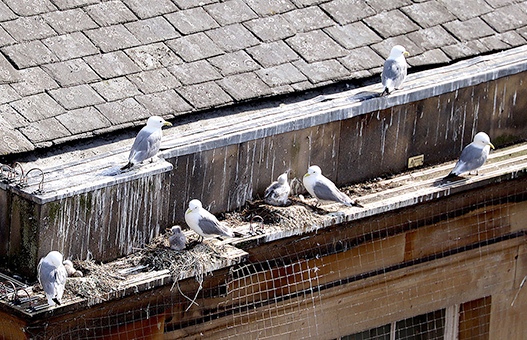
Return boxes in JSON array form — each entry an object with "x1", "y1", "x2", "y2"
[{"x1": 408, "y1": 155, "x2": 424, "y2": 169}]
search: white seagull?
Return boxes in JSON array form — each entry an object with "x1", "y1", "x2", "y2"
[
  {"x1": 169, "y1": 225, "x2": 186, "y2": 251},
  {"x1": 264, "y1": 171, "x2": 291, "y2": 206},
  {"x1": 303, "y1": 165, "x2": 362, "y2": 207},
  {"x1": 37, "y1": 251, "x2": 67, "y2": 306},
  {"x1": 121, "y1": 116, "x2": 172, "y2": 170},
  {"x1": 445, "y1": 132, "x2": 495, "y2": 179},
  {"x1": 381, "y1": 45, "x2": 409, "y2": 96},
  {"x1": 185, "y1": 199, "x2": 234, "y2": 242}
]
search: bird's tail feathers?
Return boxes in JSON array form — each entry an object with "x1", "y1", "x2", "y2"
[
  {"x1": 52, "y1": 297, "x2": 61, "y2": 306},
  {"x1": 120, "y1": 162, "x2": 133, "y2": 171}
]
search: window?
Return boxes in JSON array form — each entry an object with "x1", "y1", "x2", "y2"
[{"x1": 340, "y1": 297, "x2": 490, "y2": 340}]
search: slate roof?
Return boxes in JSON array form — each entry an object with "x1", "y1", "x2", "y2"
[{"x1": 1, "y1": 0, "x2": 527, "y2": 156}]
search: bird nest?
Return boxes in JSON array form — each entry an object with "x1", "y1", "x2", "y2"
[{"x1": 63, "y1": 233, "x2": 231, "y2": 301}]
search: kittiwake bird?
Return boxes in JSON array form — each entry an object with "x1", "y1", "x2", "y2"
[
  {"x1": 381, "y1": 45, "x2": 409, "y2": 96},
  {"x1": 303, "y1": 165, "x2": 362, "y2": 207},
  {"x1": 37, "y1": 251, "x2": 67, "y2": 306},
  {"x1": 169, "y1": 225, "x2": 186, "y2": 251},
  {"x1": 445, "y1": 132, "x2": 494, "y2": 179},
  {"x1": 185, "y1": 199, "x2": 234, "y2": 242},
  {"x1": 121, "y1": 116, "x2": 172, "y2": 170},
  {"x1": 264, "y1": 171, "x2": 291, "y2": 206}
]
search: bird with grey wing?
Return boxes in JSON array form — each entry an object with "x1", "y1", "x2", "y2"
[
  {"x1": 121, "y1": 116, "x2": 172, "y2": 170},
  {"x1": 169, "y1": 225, "x2": 186, "y2": 251},
  {"x1": 264, "y1": 171, "x2": 291, "y2": 206},
  {"x1": 303, "y1": 165, "x2": 363, "y2": 208},
  {"x1": 445, "y1": 132, "x2": 495, "y2": 179},
  {"x1": 185, "y1": 199, "x2": 234, "y2": 243},
  {"x1": 381, "y1": 45, "x2": 409, "y2": 96},
  {"x1": 37, "y1": 251, "x2": 67, "y2": 306}
]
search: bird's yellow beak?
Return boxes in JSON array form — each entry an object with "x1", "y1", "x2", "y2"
[
  {"x1": 404, "y1": 51, "x2": 410, "y2": 56},
  {"x1": 163, "y1": 122, "x2": 172, "y2": 127},
  {"x1": 304, "y1": 173, "x2": 310, "y2": 178},
  {"x1": 490, "y1": 143, "x2": 495, "y2": 149},
  {"x1": 186, "y1": 209, "x2": 191, "y2": 214}
]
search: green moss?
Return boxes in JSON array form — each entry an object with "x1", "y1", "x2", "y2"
[
  {"x1": 493, "y1": 134, "x2": 521, "y2": 148},
  {"x1": 46, "y1": 201, "x2": 61, "y2": 224}
]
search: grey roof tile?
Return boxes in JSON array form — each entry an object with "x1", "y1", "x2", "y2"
[
  {"x1": 168, "y1": 60, "x2": 222, "y2": 85},
  {"x1": 204, "y1": 0, "x2": 258, "y2": 26},
  {"x1": 256, "y1": 63, "x2": 307, "y2": 87},
  {"x1": 366, "y1": 0, "x2": 412, "y2": 12},
  {"x1": 51, "y1": 0, "x2": 99, "y2": 10},
  {"x1": 371, "y1": 35, "x2": 425, "y2": 58},
  {"x1": 0, "y1": 1, "x2": 17, "y2": 21},
  {"x1": 56, "y1": 107, "x2": 110, "y2": 134},
  {"x1": 0, "y1": 104, "x2": 28, "y2": 128},
  {"x1": 406, "y1": 48, "x2": 451, "y2": 67},
  {"x1": 443, "y1": 18, "x2": 496, "y2": 41},
  {"x1": 286, "y1": 30, "x2": 348, "y2": 62},
  {"x1": 401, "y1": 1, "x2": 456, "y2": 28},
  {"x1": 0, "y1": 53, "x2": 19, "y2": 84},
  {"x1": 19, "y1": 117, "x2": 71, "y2": 143},
  {"x1": 42, "y1": 8, "x2": 99, "y2": 34},
  {"x1": 85, "y1": 25, "x2": 141, "y2": 53},
  {"x1": 92, "y1": 77, "x2": 141, "y2": 101},
  {"x1": 125, "y1": 43, "x2": 182, "y2": 70},
  {"x1": 481, "y1": 3, "x2": 527, "y2": 33},
  {"x1": 438, "y1": 0, "x2": 493, "y2": 21},
  {"x1": 48, "y1": 84, "x2": 105, "y2": 109},
  {"x1": 121, "y1": 0, "x2": 178, "y2": 19},
  {"x1": 172, "y1": 0, "x2": 218, "y2": 9},
  {"x1": 1, "y1": 17, "x2": 56, "y2": 42},
  {"x1": 407, "y1": 26, "x2": 458, "y2": 50},
  {"x1": 282, "y1": 7, "x2": 336, "y2": 32},
  {"x1": 84, "y1": 51, "x2": 142, "y2": 79},
  {"x1": 0, "y1": 84, "x2": 20, "y2": 104},
  {"x1": 85, "y1": 1, "x2": 138, "y2": 26},
  {"x1": 96, "y1": 98, "x2": 151, "y2": 124},
  {"x1": 10, "y1": 93, "x2": 65, "y2": 122},
  {"x1": 478, "y1": 35, "x2": 513, "y2": 52},
  {"x1": 209, "y1": 51, "x2": 260, "y2": 76},
  {"x1": 41, "y1": 59, "x2": 100, "y2": 86},
  {"x1": 441, "y1": 40, "x2": 488, "y2": 59},
  {"x1": 338, "y1": 46, "x2": 385, "y2": 71},
  {"x1": 166, "y1": 33, "x2": 223, "y2": 62},
  {"x1": 246, "y1": 40, "x2": 300, "y2": 67},
  {"x1": 244, "y1": 15, "x2": 295, "y2": 42},
  {"x1": 125, "y1": 16, "x2": 179, "y2": 45},
  {"x1": 0, "y1": 118, "x2": 34, "y2": 154},
  {"x1": 324, "y1": 21, "x2": 382, "y2": 49},
  {"x1": 165, "y1": 8, "x2": 219, "y2": 35},
  {"x1": 484, "y1": 0, "x2": 517, "y2": 8},
  {"x1": 0, "y1": 27, "x2": 16, "y2": 47},
  {"x1": 217, "y1": 72, "x2": 273, "y2": 101},
  {"x1": 293, "y1": 59, "x2": 349, "y2": 83},
  {"x1": 42, "y1": 32, "x2": 99, "y2": 61},
  {"x1": 363, "y1": 10, "x2": 420, "y2": 38},
  {"x1": 177, "y1": 82, "x2": 233, "y2": 109},
  {"x1": 205, "y1": 24, "x2": 260, "y2": 52},
  {"x1": 3, "y1": 0, "x2": 56, "y2": 16},
  {"x1": 127, "y1": 68, "x2": 181, "y2": 93},
  {"x1": 135, "y1": 89, "x2": 193, "y2": 116},
  {"x1": 10, "y1": 67, "x2": 59, "y2": 96},
  {"x1": 245, "y1": 0, "x2": 295, "y2": 16},
  {"x1": 320, "y1": 0, "x2": 376, "y2": 25},
  {"x1": 292, "y1": 0, "x2": 326, "y2": 7},
  {"x1": 493, "y1": 30, "x2": 527, "y2": 47}
]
